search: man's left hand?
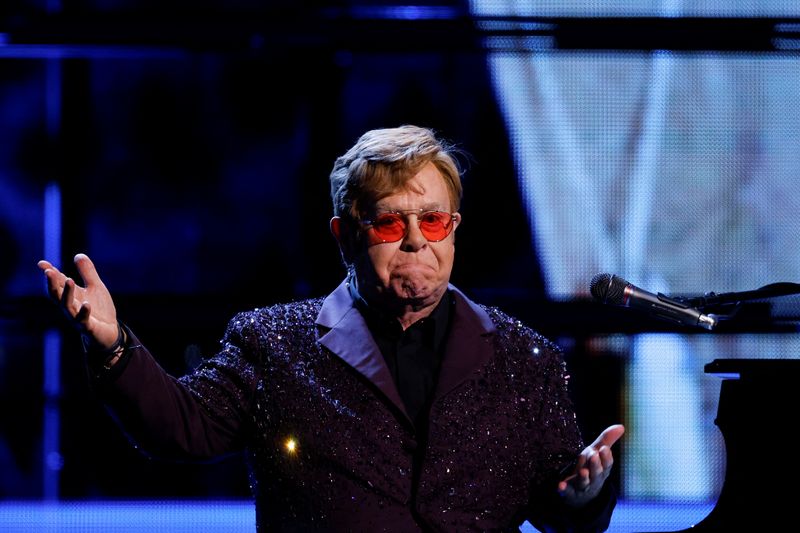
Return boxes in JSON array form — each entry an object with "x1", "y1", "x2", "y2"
[{"x1": 558, "y1": 424, "x2": 625, "y2": 508}]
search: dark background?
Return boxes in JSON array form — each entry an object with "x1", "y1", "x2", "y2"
[
  {"x1": 9, "y1": 0, "x2": 792, "y2": 503},
  {"x1": 0, "y1": 1, "x2": 566, "y2": 501}
]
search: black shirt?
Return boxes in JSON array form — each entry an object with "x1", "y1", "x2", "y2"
[{"x1": 348, "y1": 277, "x2": 454, "y2": 428}]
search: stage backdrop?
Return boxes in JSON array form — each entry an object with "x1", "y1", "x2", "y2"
[{"x1": 2, "y1": 1, "x2": 800, "y2": 530}]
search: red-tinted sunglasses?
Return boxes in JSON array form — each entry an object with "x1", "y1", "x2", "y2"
[{"x1": 362, "y1": 210, "x2": 458, "y2": 244}]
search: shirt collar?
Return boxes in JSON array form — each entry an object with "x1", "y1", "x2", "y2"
[{"x1": 347, "y1": 272, "x2": 453, "y2": 343}]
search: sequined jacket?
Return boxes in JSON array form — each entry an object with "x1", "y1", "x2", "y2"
[{"x1": 95, "y1": 280, "x2": 615, "y2": 532}]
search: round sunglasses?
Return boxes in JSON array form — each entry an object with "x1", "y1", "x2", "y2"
[{"x1": 361, "y1": 209, "x2": 458, "y2": 244}]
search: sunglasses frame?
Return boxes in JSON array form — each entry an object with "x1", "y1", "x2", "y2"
[{"x1": 361, "y1": 209, "x2": 458, "y2": 244}]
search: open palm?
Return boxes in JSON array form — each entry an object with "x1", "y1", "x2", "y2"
[{"x1": 38, "y1": 253, "x2": 119, "y2": 349}]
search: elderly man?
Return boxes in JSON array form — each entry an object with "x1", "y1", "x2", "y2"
[{"x1": 39, "y1": 125, "x2": 623, "y2": 531}]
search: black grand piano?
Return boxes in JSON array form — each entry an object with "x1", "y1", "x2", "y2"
[
  {"x1": 591, "y1": 278, "x2": 800, "y2": 532},
  {"x1": 677, "y1": 285, "x2": 800, "y2": 531}
]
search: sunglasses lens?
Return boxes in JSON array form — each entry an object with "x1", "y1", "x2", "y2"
[
  {"x1": 370, "y1": 213, "x2": 407, "y2": 242},
  {"x1": 419, "y1": 211, "x2": 453, "y2": 241},
  {"x1": 367, "y1": 211, "x2": 454, "y2": 243}
]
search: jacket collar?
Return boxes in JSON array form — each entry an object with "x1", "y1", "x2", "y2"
[{"x1": 316, "y1": 278, "x2": 496, "y2": 422}]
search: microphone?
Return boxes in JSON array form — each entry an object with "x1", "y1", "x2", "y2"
[{"x1": 590, "y1": 273, "x2": 718, "y2": 330}]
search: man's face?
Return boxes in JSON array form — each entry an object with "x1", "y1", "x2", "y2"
[{"x1": 347, "y1": 162, "x2": 461, "y2": 312}]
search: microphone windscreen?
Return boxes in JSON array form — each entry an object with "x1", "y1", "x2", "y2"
[{"x1": 590, "y1": 273, "x2": 628, "y2": 304}]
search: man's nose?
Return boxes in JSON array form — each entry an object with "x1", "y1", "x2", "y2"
[{"x1": 400, "y1": 217, "x2": 428, "y2": 252}]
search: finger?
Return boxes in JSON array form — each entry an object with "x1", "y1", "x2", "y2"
[
  {"x1": 560, "y1": 426, "x2": 623, "y2": 487},
  {"x1": 40, "y1": 260, "x2": 66, "y2": 288},
  {"x1": 577, "y1": 466, "x2": 592, "y2": 489},
  {"x1": 74, "y1": 253, "x2": 102, "y2": 288},
  {"x1": 41, "y1": 268, "x2": 64, "y2": 301},
  {"x1": 76, "y1": 301, "x2": 92, "y2": 326},
  {"x1": 587, "y1": 451, "x2": 605, "y2": 482},
  {"x1": 60, "y1": 278, "x2": 79, "y2": 316},
  {"x1": 38, "y1": 260, "x2": 58, "y2": 273},
  {"x1": 560, "y1": 471, "x2": 577, "y2": 484},
  {"x1": 598, "y1": 445, "x2": 614, "y2": 470},
  {"x1": 60, "y1": 277, "x2": 72, "y2": 305},
  {"x1": 589, "y1": 424, "x2": 625, "y2": 450},
  {"x1": 559, "y1": 464, "x2": 592, "y2": 494}
]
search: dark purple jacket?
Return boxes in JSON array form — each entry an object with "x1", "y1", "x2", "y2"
[{"x1": 95, "y1": 281, "x2": 615, "y2": 532}]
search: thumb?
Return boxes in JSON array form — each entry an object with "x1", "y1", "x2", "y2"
[{"x1": 73, "y1": 253, "x2": 102, "y2": 287}]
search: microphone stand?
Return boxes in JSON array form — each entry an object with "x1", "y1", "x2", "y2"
[{"x1": 674, "y1": 281, "x2": 800, "y2": 332}]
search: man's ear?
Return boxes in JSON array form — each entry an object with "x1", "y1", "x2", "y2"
[
  {"x1": 451, "y1": 212, "x2": 462, "y2": 243},
  {"x1": 330, "y1": 216, "x2": 343, "y2": 243},
  {"x1": 330, "y1": 216, "x2": 355, "y2": 263}
]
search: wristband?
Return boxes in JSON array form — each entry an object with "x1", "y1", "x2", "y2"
[{"x1": 83, "y1": 322, "x2": 140, "y2": 370}]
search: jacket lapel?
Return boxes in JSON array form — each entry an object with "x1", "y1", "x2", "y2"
[
  {"x1": 316, "y1": 280, "x2": 410, "y2": 421},
  {"x1": 433, "y1": 285, "x2": 496, "y2": 401},
  {"x1": 315, "y1": 280, "x2": 497, "y2": 421}
]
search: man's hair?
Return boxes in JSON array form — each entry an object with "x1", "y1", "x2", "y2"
[{"x1": 330, "y1": 125, "x2": 463, "y2": 221}]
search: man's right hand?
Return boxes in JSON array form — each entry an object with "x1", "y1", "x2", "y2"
[{"x1": 38, "y1": 253, "x2": 119, "y2": 349}]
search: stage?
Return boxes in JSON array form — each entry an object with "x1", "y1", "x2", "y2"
[{"x1": 0, "y1": 499, "x2": 716, "y2": 532}]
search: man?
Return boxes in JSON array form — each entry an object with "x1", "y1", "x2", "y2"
[{"x1": 39, "y1": 125, "x2": 624, "y2": 531}]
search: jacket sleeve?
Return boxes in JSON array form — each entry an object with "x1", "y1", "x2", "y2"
[
  {"x1": 528, "y1": 479, "x2": 617, "y2": 533},
  {"x1": 90, "y1": 312, "x2": 262, "y2": 461},
  {"x1": 523, "y1": 336, "x2": 618, "y2": 532}
]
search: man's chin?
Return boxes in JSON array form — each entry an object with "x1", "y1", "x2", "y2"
[{"x1": 390, "y1": 281, "x2": 444, "y2": 307}]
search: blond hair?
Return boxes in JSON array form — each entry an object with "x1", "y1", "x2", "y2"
[{"x1": 330, "y1": 125, "x2": 463, "y2": 221}]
